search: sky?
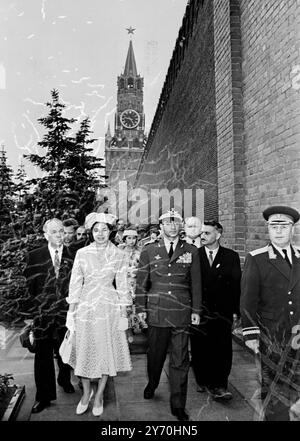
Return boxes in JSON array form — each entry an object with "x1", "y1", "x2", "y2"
[{"x1": 0, "y1": 0, "x2": 188, "y2": 177}]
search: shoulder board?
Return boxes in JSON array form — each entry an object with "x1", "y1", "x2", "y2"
[
  {"x1": 249, "y1": 246, "x2": 269, "y2": 257},
  {"x1": 292, "y1": 246, "x2": 300, "y2": 259}
]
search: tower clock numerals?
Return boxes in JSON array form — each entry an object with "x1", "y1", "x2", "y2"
[{"x1": 120, "y1": 109, "x2": 140, "y2": 129}]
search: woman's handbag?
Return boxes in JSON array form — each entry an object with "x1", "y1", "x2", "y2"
[
  {"x1": 59, "y1": 329, "x2": 74, "y2": 364},
  {"x1": 19, "y1": 323, "x2": 36, "y2": 353}
]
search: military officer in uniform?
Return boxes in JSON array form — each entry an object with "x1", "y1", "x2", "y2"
[
  {"x1": 136, "y1": 209, "x2": 201, "y2": 421},
  {"x1": 241, "y1": 205, "x2": 300, "y2": 420}
]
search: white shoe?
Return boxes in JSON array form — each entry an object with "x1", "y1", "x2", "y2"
[
  {"x1": 76, "y1": 389, "x2": 94, "y2": 415},
  {"x1": 92, "y1": 399, "x2": 104, "y2": 417}
]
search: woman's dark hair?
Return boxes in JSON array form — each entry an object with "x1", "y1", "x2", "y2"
[
  {"x1": 89, "y1": 222, "x2": 113, "y2": 242},
  {"x1": 122, "y1": 226, "x2": 138, "y2": 245}
]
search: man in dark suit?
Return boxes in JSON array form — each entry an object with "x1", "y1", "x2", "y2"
[
  {"x1": 190, "y1": 220, "x2": 241, "y2": 401},
  {"x1": 136, "y1": 209, "x2": 201, "y2": 421},
  {"x1": 241, "y1": 206, "x2": 300, "y2": 420},
  {"x1": 23, "y1": 218, "x2": 76, "y2": 413},
  {"x1": 109, "y1": 218, "x2": 126, "y2": 245}
]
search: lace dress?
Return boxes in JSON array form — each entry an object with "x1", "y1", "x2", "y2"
[
  {"x1": 66, "y1": 241, "x2": 132, "y2": 378},
  {"x1": 118, "y1": 244, "x2": 144, "y2": 334}
]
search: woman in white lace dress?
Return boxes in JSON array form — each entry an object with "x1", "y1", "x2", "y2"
[
  {"x1": 66, "y1": 212, "x2": 132, "y2": 417},
  {"x1": 118, "y1": 228, "x2": 143, "y2": 339}
]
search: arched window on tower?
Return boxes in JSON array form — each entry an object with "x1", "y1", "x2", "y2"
[
  {"x1": 137, "y1": 79, "x2": 142, "y2": 90},
  {"x1": 127, "y1": 77, "x2": 134, "y2": 89},
  {"x1": 119, "y1": 78, "x2": 125, "y2": 89}
]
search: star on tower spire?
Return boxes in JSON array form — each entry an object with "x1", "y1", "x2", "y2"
[{"x1": 126, "y1": 26, "x2": 136, "y2": 37}]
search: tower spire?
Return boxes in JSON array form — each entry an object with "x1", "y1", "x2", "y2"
[{"x1": 124, "y1": 40, "x2": 138, "y2": 77}]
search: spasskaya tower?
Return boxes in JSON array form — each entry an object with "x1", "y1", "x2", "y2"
[{"x1": 105, "y1": 27, "x2": 146, "y2": 190}]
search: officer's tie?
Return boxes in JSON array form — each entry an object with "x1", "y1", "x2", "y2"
[
  {"x1": 192, "y1": 239, "x2": 195, "y2": 244},
  {"x1": 168, "y1": 242, "x2": 174, "y2": 259},
  {"x1": 282, "y1": 249, "x2": 292, "y2": 268},
  {"x1": 208, "y1": 250, "x2": 214, "y2": 267},
  {"x1": 54, "y1": 249, "x2": 60, "y2": 278}
]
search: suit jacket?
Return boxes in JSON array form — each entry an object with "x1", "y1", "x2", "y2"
[
  {"x1": 23, "y1": 245, "x2": 75, "y2": 332},
  {"x1": 241, "y1": 244, "x2": 300, "y2": 347},
  {"x1": 135, "y1": 239, "x2": 202, "y2": 327},
  {"x1": 199, "y1": 246, "x2": 241, "y2": 322}
]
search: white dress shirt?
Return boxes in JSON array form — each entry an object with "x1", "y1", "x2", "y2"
[
  {"x1": 163, "y1": 237, "x2": 179, "y2": 254},
  {"x1": 272, "y1": 243, "x2": 292, "y2": 265},
  {"x1": 48, "y1": 244, "x2": 63, "y2": 266},
  {"x1": 204, "y1": 246, "x2": 219, "y2": 263}
]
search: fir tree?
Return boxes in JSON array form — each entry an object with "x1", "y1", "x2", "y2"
[
  {"x1": 0, "y1": 145, "x2": 15, "y2": 228},
  {"x1": 24, "y1": 89, "x2": 105, "y2": 219},
  {"x1": 14, "y1": 163, "x2": 30, "y2": 201},
  {"x1": 0, "y1": 145, "x2": 15, "y2": 204}
]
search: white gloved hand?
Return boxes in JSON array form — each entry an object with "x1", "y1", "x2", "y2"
[
  {"x1": 245, "y1": 339, "x2": 259, "y2": 354},
  {"x1": 66, "y1": 311, "x2": 76, "y2": 332}
]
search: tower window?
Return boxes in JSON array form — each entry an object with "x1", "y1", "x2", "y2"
[{"x1": 127, "y1": 77, "x2": 134, "y2": 89}]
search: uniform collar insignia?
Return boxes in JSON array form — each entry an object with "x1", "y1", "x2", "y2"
[
  {"x1": 292, "y1": 246, "x2": 300, "y2": 259},
  {"x1": 154, "y1": 254, "x2": 162, "y2": 260},
  {"x1": 268, "y1": 245, "x2": 277, "y2": 260}
]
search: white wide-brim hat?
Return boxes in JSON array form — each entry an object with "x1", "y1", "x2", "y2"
[
  {"x1": 123, "y1": 229, "x2": 138, "y2": 237},
  {"x1": 85, "y1": 212, "x2": 116, "y2": 230}
]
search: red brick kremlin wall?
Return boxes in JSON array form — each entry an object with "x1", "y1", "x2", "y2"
[
  {"x1": 240, "y1": 0, "x2": 300, "y2": 250},
  {"x1": 135, "y1": 0, "x2": 218, "y2": 221},
  {"x1": 135, "y1": 0, "x2": 300, "y2": 255}
]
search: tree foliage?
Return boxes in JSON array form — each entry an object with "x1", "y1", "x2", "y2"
[{"x1": 24, "y1": 89, "x2": 105, "y2": 221}]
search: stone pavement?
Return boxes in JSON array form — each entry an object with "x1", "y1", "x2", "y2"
[{"x1": 0, "y1": 325, "x2": 260, "y2": 421}]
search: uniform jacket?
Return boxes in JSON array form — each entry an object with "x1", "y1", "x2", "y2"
[
  {"x1": 199, "y1": 246, "x2": 241, "y2": 321},
  {"x1": 241, "y1": 244, "x2": 300, "y2": 346},
  {"x1": 135, "y1": 239, "x2": 202, "y2": 327},
  {"x1": 23, "y1": 245, "x2": 75, "y2": 332}
]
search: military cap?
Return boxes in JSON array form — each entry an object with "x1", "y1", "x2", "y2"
[
  {"x1": 263, "y1": 206, "x2": 300, "y2": 224},
  {"x1": 159, "y1": 208, "x2": 183, "y2": 222}
]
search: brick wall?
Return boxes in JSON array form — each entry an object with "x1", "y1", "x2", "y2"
[
  {"x1": 135, "y1": 0, "x2": 300, "y2": 250},
  {"x1": 136, "y1": 0, "x2": 218, "y2": 222},
  {"x1": 240, "y1": 0, "x2": 300, "y2": 249},
  {"x1": 214, "y1": 0, "x2": 246, "y2": 254}
]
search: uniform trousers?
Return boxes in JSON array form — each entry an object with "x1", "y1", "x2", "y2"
[
  {"x1": 34, "y1": 325, "x2": 71, "y2": 402},
  {"x1": 147, "y1": 325, "x2": 189, "y2": 410},
  {"x1": 260, "y1": 340, "x2": 300, "y2": 421},
  {"x1": 190, "y1": 317, "x2": 233, "y2": 389}
]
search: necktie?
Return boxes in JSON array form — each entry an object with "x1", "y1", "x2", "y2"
[
  {"x1": 208, "y1": 250, "x2": 214, "y2": 267},
  {"x1": 54, "y1": 249, "x2": 60, "y2": 278},
  {"x1": 192, "y1": 239, "x2": 195, "y2": 244},
  {"x1": 168, "y1": 242, "x2": 174, "y2": 259},
  {"x1": 282, "y1": 249, "x2": 292, "y2": 268}
]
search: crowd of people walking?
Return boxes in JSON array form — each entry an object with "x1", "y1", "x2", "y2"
[{"x1": 20, "y1": 205, "x2": 300, "y2": 421}]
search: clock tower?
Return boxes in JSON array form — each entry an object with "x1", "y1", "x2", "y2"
[{"x1": 105, "y1": 30, "x2": 146, "y2": 191}]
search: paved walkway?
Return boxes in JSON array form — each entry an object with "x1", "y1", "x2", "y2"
[{"x1": 0, "y1": 325, "x2": 260, "y2": 421}]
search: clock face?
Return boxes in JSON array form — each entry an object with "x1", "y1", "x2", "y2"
[{"x1": 120, "y1": 109, "x2": 140, "y2": 129}]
